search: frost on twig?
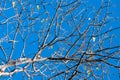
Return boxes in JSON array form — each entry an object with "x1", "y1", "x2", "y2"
[
  {"x1": 12, "y1": 2, "x2": 16, "y2": 8},
  {"x1": 92, "y1": 37, "x2": 96, "y2": 42}
]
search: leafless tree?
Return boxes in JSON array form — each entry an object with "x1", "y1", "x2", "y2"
[{"x1": 0, "y1": 0, "x2": 120, "y2": 80}]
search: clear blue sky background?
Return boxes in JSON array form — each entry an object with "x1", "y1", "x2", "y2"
[
  {"x1": 0, "y1": 0, "x2": 120, "y2": 80},
  {"x1": 89, "y1": 0, "x2": 120, "y2": 80}
]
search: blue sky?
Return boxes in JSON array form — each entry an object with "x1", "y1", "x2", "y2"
[{"x1": 0, "y1": 0, "x2": 120, "y2": 80}]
